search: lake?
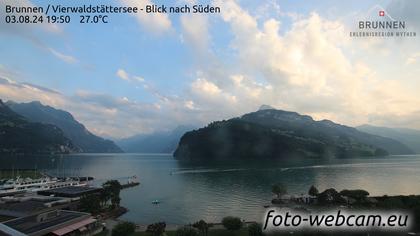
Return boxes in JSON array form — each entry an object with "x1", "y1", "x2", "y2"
[{"x1": 1, "y1": 154, "x2": 420, "y2": 224}]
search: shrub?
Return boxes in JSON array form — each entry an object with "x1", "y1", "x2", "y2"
[
  {"x1": 248, "y1": 223, "x2": 263, "y2": 236},
  {"x1": 308, "y1": 185, "x2": 319, "y2": 196},
  {"x1": 222, "y1": 216, "x2": 243, "y2": 231},
  {"x1": 79, "y1": 194, "x2": 101, "y2": 214},
  {"x1": 192, "y1": 220, "x2": 212, "y2": 236},
  {"x1": 111, "y1": 221, "x2": 136, "y2": 236},
  {"x1": 146, "y1": 222, "x2": 166, "y2": 236},
  {"x1": 271, "y1": 183, "x2": 287, "y2": 199}
]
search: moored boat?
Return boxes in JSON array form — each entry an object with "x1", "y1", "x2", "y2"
[{"x1": 0, "y1": 176, "x2": 92, "y2": 196}]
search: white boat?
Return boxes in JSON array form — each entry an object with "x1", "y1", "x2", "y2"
[{"x1": 0, "y1": 176, "x2": 90, "y2": 196}]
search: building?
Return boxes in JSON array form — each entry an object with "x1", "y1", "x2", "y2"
[
  {"x1": 1, "y1": 210, "x2": 103, "y2": 236},
  {"x1": 0, "y1": 197, "x2": 73, "y2": 219},
  {"x1": 0, "y1": 223, "x2": 27, "y2": 236},
  {"x1": 278, "y1": 194, "x2": 317, "y2": 204}
]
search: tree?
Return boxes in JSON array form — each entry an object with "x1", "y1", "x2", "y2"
[
  {"x1": 102, "y1": 180, "x2": 122, "y2": 209},
  {"x1": 79, "y1": 194, "x2": 101, "y2": 214},
  {"x1": 317, "y1": 188, "x2": 346, "y2": 205},
  {"x1": 308, "y1": 185, "x2": 319, "y2": 197},
  {"x1": 99, "y1": 189, "x2": 109, "y2": 208},
  {"x1": 112, "y1": 221, "x2": 136, "y2": 236},
  {"x1": 271, "y1": 183, "x2": 287, "y2": 199},
  {"x1": 176, "y1": 226, "x2": 199, "y2": 236},
  {"x1": 193, "y1": 220, "x2": 213, "y2": 236},
  {"x1": 146, "y1": 222, "x2": 166, "y2": 236},
  {"x1": 248, "y1": 223, "x2": 263, "y2": 236},
  {"x1": 222, "y1": 216, "x2": 243, "y2": 231},
  {"x1": 378, "y1": 197, "x2": 405, "y2": 209},
  {"x1": 112, "y1": 196, "x2": 121, "y2": 207}
]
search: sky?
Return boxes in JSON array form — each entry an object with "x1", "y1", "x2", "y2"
[{"x1": 0, "y1": 0, "x2": 419, "y2": 139}]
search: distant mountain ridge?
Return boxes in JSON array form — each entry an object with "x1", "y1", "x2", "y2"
[
  {"x1": 174, "y1": 107, "x2": 413, "y2": 161},
  {"x1": 7, "y1": 101, "x2": 123, "y2": 153},
  {"x1": 0, "y1": 100, "x2": 77, "y2": 154},
  {"x1": 117, "y1": 125, "x2": 196, "y2": 153},
  {"x1": 239, "y1": 109, "x2": 413, "y2": 155},
  {"x1": 357, "y1": 124, "x2": 420, "y2": 154}
]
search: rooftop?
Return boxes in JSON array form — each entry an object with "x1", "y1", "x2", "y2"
[
  {"x1": 3, "y1": 210, "x2": 90, "y2": 235},
  {"x1": 37, "y1": 186, "x2": 101, "y2": 198},
  {"x1": 0, "y1": 200, "x2": 47, "y2": 217}
]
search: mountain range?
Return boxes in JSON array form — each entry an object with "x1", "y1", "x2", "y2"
[
  {"x1": 174, "y1": 106, "x2": 414, "y2": 161},
  {"x1": 357, "y1": 124, "x2": 420, "y2": 154},
  {"x1": 6, "y1": 100, "x2": 123, "y2": 153},
  {"x1": 117, "y1": 125, "x2": 196, "y2": 153},
  {"x1": 2, "y1": 100, "x2": 418, "y2": 157},
  {"x1": 0, "y1": 100, "x2": 77, "y2": 154}
]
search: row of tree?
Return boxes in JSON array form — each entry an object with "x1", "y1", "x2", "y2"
[
  {"x1": 111, "y1": 217, "x2": 264, "y2": 236},
  {"x1": 79, "y1": 180, "x2": 122, "y2": 214},
  {"x1": 271, "y1": 183, "x2": 320, "y2": 199},
  {"x1": 271, "y1": 183, "x2": 372, "y2": 205}
]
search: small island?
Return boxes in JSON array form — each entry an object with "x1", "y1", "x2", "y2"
[{"x1": 270, "y1": 183, "x2": 420, "y2": 216}]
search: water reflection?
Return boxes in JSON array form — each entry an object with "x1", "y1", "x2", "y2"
[{"x1": 1, "y1": 154, "x2": 420, "y2": 224}]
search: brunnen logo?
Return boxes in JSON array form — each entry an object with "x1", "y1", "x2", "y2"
[{"x1": 350, "y1": 6, "x2": 416, "y2": 38}]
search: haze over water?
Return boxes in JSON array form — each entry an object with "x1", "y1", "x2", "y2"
[{"x1": 1, "y1": 154, "x2": 420, "y2": 224}]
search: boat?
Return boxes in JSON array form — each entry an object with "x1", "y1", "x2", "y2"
[
  {"x1": 0, "y1": 176, "x2": 91, "y2": 196},
  {"x1": 152, "y1": 200, "x2": 161, "y2": 205}
]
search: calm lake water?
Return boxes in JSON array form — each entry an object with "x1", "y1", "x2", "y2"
[{"x1": 1, "y1": 154, "x2": 420, "y2": 224}]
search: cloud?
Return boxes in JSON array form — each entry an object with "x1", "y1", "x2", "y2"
[
  {"x1": 0, "y1": 65, "x2": 203, "y2": 138},
  {"x1": 71, "y1": 89, "x2": 204, "y2": 137},
  {"x1": 180, "y1": 0, "x2": 420, "y2": 129},
  {"x1": 180, "y1": 13, "x2": 209, "y2": 52},
  {"x1": 406, "y1": 52, "x2": 420, "y2": 65},
  {"x1": 0, "y1": 75, "x2": 157, "y2": 137},
  {"x1": 48, "y1": 48, "x2": 78, "y2": 64},
  {"x1": 133, "y1": 76, "x2": 145, "y2": 82},
  {"x1": 116, "y1": 69, "x2": 145, "y2": 83},
  {"x1": 2, "y1": 0, "x2": 420, "y2": 137},
  {"x1": 191, "y1": 78, "x2": 221, "y2": 96},
  {"x1": 254, "y1": 0, "x2": 283, "y2": 20},
  {"x1": 120, "y1": 0, "x2": 172, "y2": 34},
  {"x1": 116, "y1": 69, "x2": 130, "y2": 81},
  {"x1": 0, "y1": 75, "x2": 67, "y2": 108},
  {"x1": 387, "y1": 0, "x2": 420, "y2": 30},
  {"x1": 184, "y1": 100, "x2": 195, "y2": 110}
]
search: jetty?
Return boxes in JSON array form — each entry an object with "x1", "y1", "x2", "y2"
[{"x1": 121, "y1": 175, "x2": 140, "y2": 189}]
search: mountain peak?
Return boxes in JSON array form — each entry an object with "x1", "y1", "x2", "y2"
[
  {"x1": 7, "y1": 101, "x2": 123, "y2": 153},
  {"x1": 0, "y1": 100, "x2": 76, "y2": 154},
  {"x1": 29, "y1": 101, "x2": 43, "y2": 106},
  {"x1": 174, "y1": 108, "x2": 414, "y2": 161},
  {"x1": 258, "y1": 104, "x2": 275, "y2": 111}
]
